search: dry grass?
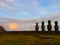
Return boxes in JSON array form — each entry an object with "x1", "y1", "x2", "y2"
[{"x1": 0, "y1": 33, "x2": 60, "y2": 45}]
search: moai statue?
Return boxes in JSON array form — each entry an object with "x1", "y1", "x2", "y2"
[
  {"x1": 54, "y1": 21, "x2": 59, "y2": 32},
  {"x1": 41, "y1": 21, "x2": 45, "y2": 32},
  {"x1": 47, "y1": 20, "x2": 52, "y2": 32},
  {"x1": 35, "y1": 22, "x2": 39, "y2": 32}
]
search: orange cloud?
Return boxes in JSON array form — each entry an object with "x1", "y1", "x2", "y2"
[{"x1": 8, "y1": 23, "x2": 19, "y2": 30}]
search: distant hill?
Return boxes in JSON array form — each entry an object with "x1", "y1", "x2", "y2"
[{"x1": 0, "y1": 26, "x2": 6, "y2": 32}]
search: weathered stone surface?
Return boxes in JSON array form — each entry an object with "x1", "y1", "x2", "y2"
[{"x1": 35, "y1": 22, "x2": 39, "y2": 32}]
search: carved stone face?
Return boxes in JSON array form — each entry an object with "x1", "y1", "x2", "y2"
[
  {"x1": 48, "y1": 20, "x2": 51, "y2": 25},
  {"x1": 55, "y1": 21, "x2": 58, "y2": 25}
]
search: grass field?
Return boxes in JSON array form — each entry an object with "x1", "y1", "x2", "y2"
[{"x1": 0, "y1": 32, "x2": 60, "y2": 45}]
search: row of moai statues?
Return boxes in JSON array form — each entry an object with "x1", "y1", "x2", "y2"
[{"x1": 35, "y1": 20, "x2": 59, "y2": 32}]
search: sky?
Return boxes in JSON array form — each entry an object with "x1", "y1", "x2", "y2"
[{"x1": 0, "y1": 0, "x2": 60, "y2": 31}]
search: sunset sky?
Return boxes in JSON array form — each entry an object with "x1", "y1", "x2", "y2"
[{"x1": 0, "y1": 0, "x2": 60, "y2": 31}]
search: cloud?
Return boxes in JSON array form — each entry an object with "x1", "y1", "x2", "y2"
[
  {"x1": 0, "y1": 16, "x2": 60, "y2": 31},
  {"x1": 0, "y1": 0, "x2": 14, "y2": 9},
  {"x1": 1, "y1": 0, "x2": 60, "y2": 17},
  {"x1": 0, "y1": 0, "x2": 60, "y2": 31},
  {"x1": 43, "y1": 11, "x2": 60, "y2": 21},
  {"x1": 0, "y1": 0, "x2": 60, "y2": 13},
  {"x1": 0, "y1": 18, "x2": 37, "y2": 31},
  {"x1": 0, "y1": 18, "x2": 47, "y2": 31},
  {"x1": 0, "y1": 0, "x2": 23, "y2": 11}
]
